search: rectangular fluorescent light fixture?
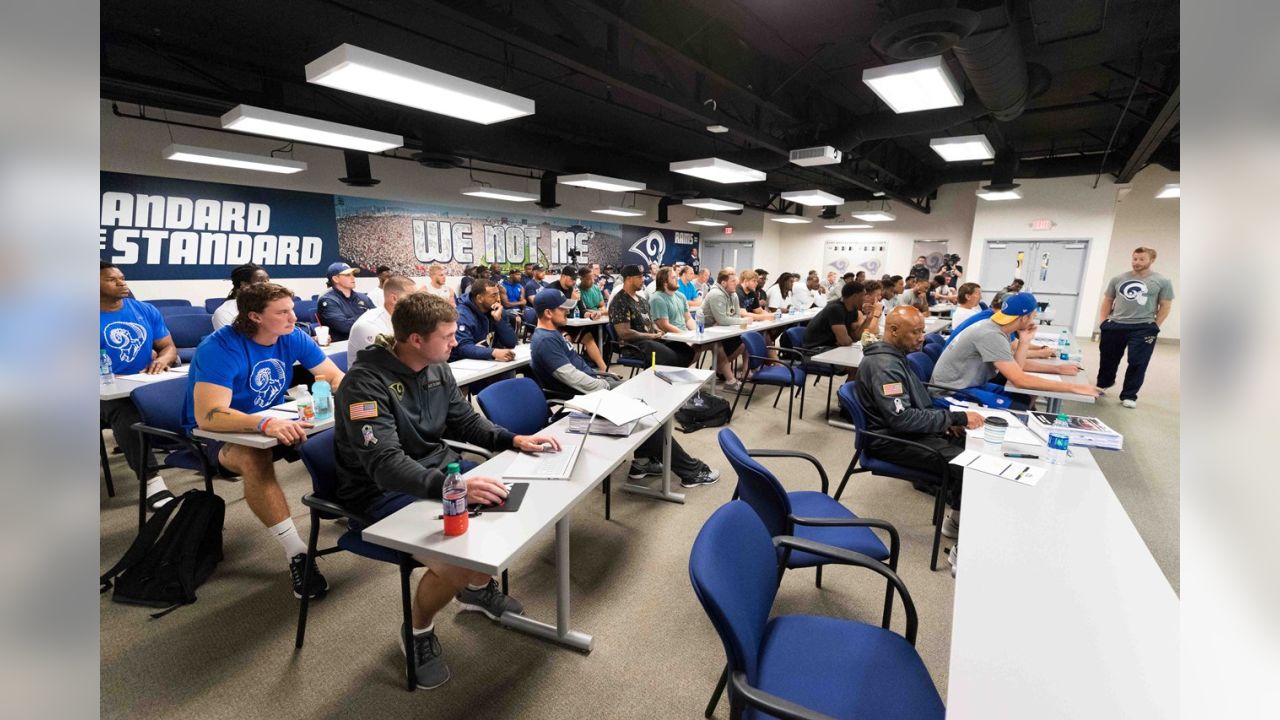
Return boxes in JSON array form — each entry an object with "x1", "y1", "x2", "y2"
[
  {"x1": 688, "y1": 218, "x2": 728, "y2": 227},
  {"x1": 669, "y1": 157, "x2": 766, "y2": 184},
  {"x1": 862, "y1": 55, "x2": 964, "y2": 114},
  {"x1": 305, "y1": 44, "x2": 534, "y2": 125},
  {"x1": 591, "y1": 206, "x2": 646, "y2": 217},
  {"x1": 1155, "y1": 183, "x2": 1180, "y2": 198},
  {"x1": 706, "y1": 124, "x2": 729, "y2": 133},
  {"x1": 770, "y1": 216, "x2": 813, "y2": 224},
  {"x1": 930, "y1": 134, "x2": 995, "y2": 162},
  {"x1": 460, "y1": 186, "x2": 539, "y2": 203},
  {"x1": 977, "y1": 188, "x2": 1023, "y2": 201},
  {"x1": 851, "y1": 210, "x2": 897, "y2": 222},
  {"x1": 781, "y1": 189, "x2": 845, "y2": 207},
  {"x1": 683, "y1": 198, "x2": 743, "y2": 211},
  {"x1": 558, "y1": 173, "x2": 646, "y2": 192},
  {"x1": 161, "y1": 144, "x2": 307, "y2": 174},
  {"x1": 824, "y1": 223, "x2": 873, "y2": 230},
  {"x1": 221, "y1": 104, "x2": 401, "y2": 152}
]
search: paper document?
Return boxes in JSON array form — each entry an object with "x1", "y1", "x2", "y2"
[
  {"x1": 655, "y1": 369, "x2": 703, "y2": 384},
  {"x1": 962, "y1": 408, "x2": 1045, "y2": 446},
  {"x1": 450, "y1": 359, "x2": 495, "y2": 371},
  {"x1": 115, "y1": 370, "x2": 186, "y2": 384},
  {"x1": 951, "y1": 450, "x2": 1045, "y2": 486},
  {"x1": 565, "y1": 390, "x2": 656, "y2": 426},
  {"x1": 512, "y1": 344, "x2": 531, "y2": 360}
]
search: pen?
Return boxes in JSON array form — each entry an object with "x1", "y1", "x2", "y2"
[
  {"x1": 1003, "y1": 452, "x2": 1039, "y2": 459},
  {"x1": 656, "y1": 372, "x2": 673, "y2": 385}
]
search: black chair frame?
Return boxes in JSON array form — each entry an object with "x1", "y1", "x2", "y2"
[{"x1": 729, "y1": 346, "x2": 807, "y2": 434}]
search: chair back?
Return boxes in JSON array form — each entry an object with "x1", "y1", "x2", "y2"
[
  {"x1": 923, "y1": 332, "x2": 944, "y2": 347},
  {"x1": 158, "y1": 305, "x2": 209, "y2": 319},
  {"x1": 148, "y1": 299, "x2": 192, "y2": 308},
  {"x1": 297, "y1": 428, "x2": 339, "y2": 501},
  {"x1": 293, "y1": 299, "x2": 318, "y2": 324},
  {"x1": 782, "y1": 326, "x2": 805, "y2": 350},
  {"x1": 166, "y1": 314, "x2": 214, "y2": 349},
  {"x1": 130, "y1": 378, "x2": 191, "y2": 434},
  {"x1": 328, "y1": 351, "x2": 348, "y2": 373},
  {"x1": 522, "y1": 307, "x2": 537, "y2": 328},
  {"x1": 837, "y1": 383, "x2": 871, "y2": 453},
  {"x1": 204, "y1": 297, "x2": 225, "y2": 314},
  {"x1": 978, "y1": 301, "x2": 989, "y2": 311},
  {"x1": 739, "y1": 331, "x2": 768, "y2": 370},
  {"x1": 688, "y1": 501, "x2": 781, "y2": 682},
  {"x1": 906, "y1": 352, "x2": 934, "y2": 383},
  {"x1": 921, "y1": 343, "x2": 942, "y2": 361},
  {"x1": 717, "y1": 428, "x2": 792, "y2": 538},
  {"x1": 476, "y1": 377, "x2": 551, "y2": 436}
]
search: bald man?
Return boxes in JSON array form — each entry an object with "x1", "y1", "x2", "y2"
[{"x1": 855, "y1": 306, "x2": 984, "y2": 567}]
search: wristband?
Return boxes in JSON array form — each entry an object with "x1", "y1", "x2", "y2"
[{"x1": 258, "y1": 416, "x2": 274, "y2": 433}]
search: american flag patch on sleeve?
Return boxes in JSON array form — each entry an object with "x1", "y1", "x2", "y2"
[{"x1": 348, "y1": 401, "x2": 378, "y2": 420}]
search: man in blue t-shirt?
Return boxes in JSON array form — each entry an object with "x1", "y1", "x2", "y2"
[
  {"x1": 317, "y1": 262, "x2": 375, "y2": 341},
  {"x1": 184, "y1": 282, "x2": 345, "y2": 600},
  {"x1": 100, "y1": 261, "x2": 180, "y2": 510}
]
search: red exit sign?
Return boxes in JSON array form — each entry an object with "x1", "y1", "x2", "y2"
[
  {"x1": 1030, "y1": 219, "x2": 1055, "y2": 231},
  {"x1": 723, "y1": 226, "x2": 734, "y2": 235}
]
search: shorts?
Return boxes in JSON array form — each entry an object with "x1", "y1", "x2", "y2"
[
  {"x1": 719, "y1": 337, "x2": 742, "y2": 355},
  {"x1": 203, "y1": 438, "x2": 299, "y2": 467},
  {"x1": 349, "y1": 459, "x2": 480, "y2": 532}
]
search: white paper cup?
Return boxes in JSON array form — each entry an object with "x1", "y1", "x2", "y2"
[
  {"x1": 314, "y1": 326, "x2": 331, "y2": 346},
  {"x1": 983, "y1": 416, "x2": 1008, "y2": 446}
]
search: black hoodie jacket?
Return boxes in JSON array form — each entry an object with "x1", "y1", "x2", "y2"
[
  {"x1": 333, "y1": 342, "x2": 516, "y2": 512},
  {"x1": 854, "y1": 341, "x2": 968, "y2": 453}
]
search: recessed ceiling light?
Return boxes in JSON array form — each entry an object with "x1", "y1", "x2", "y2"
[
  {"x1": 591, "y1": 206, "x2": 646, "y2": 217},
  {"x1": 977, "y1": 188, "x2": 1023, "y2": 201},
  {"x1": 862, "y1": 55, "x2": 964, "y2": 114},
  {"x1": 688, "y1": 218, "x2": 728, "y2": 226},
  {"x1": 769, "y1": 216, "x2": 813, "y2": 224},
  {"x1": 161, "y1": 144, "x2": 307, "y2": 174},
  {"x1": 221, "y1": 104, "x2": 402, "y2": 152},
  {"x1": 781, "y1": 189, "x2": 845, "y2": 206},
  {"x1": 1155, "y1": 183, "x2": 1180, "y2": 199},
  {"x1": 930, "y1": 134, "x2": 995, "y2": 162},
  {"x1": 305, "y1": 44, "x2": 534, "y2": 125},
  {"x1": 460, "y1": 186, "x2": 539, "y2": 202},
  {"x1": 873, "y1": 191, "x2": 886, "y2": 197},
  {"x1": 683, "y1": 198, "x2": 743, "y2": 211},
  {"x1": 706, "y1": 124, "x2": 729, "y2": 133},
  {"x1": 850, "y1": 210, "x2": 896, "y2": 222},
  {"x1": 669, "y1": 157, "x2": 766, "y2": 184},
  {"x1": 558, "y1": 173, "x2": 646, "y2": 192},
  {"x1": 824, "y1": 223, "x2": 873, "y2": 230}
]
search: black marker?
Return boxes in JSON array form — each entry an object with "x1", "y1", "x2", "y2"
[{"x1": 1003, "y1": 452, "x2": 1039, "y2": 459}]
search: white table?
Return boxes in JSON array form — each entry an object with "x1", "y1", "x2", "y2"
[
  {"x1": 564, "y1": 315, "x2": 608, "y2": 350},
  {"x1": 360, "y1": 367, "x2": 711, "y2": 653},
  {"x1": 929, "y1": 303, "x2": 956, "y2": 316},
  {"x1": 1002, "y1": 360, "x2": 1096, "y2": 414},
  {"x1": 947, "y1": 435, "x2": 1178, "y2": 719}
]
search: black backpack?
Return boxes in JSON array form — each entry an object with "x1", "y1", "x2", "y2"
[
  {"x1": 100, "y1": 489, "x2": 225, "y2": 618},
  {"x1": 675, "y1": 391, "x2": 732, "y2": 433}
]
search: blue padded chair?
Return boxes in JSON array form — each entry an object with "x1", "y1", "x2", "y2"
[
  {"x1": 520, "y1": 307, "x2": 537, "y2": 341},
  {"x1": 836, "y1": 384, "x2": 953, "y2": 571},
  {"x1": 923, "y1": 332, "x2": 945, "y2": 347},
  {"x1": 147, "y1": 299, "x2": 192, "y2": 308},
  {"x1": 907, "y1": 352, "x2": 935, "y2": 383},
  {"x1": 603, "y1": 322, "x2": 647, "y2": 378},
  {"x1": 203, "y1": 297, "x2": 225, "y2": 314},
  {"x1": 167, "y1": 314, "x2": 213, "y2": 363},
  {"x1": 920, "y1": 343, "x2": 942, "y2": 362},
  {"x1": 781, "y1": 326, "x2": 837, "y2": 418},
  {"x1": 129, "y1": 380, "x2": 218, "y2": 531},
  {"x1": 689, "y1": 502, "x2": 943, "y2": 720},
  {"x1": 293, "y1": 299, "x2": 319, "y2": 324},
  {"x1": 157, "y1": 304, "x2": 210, "y2": 319},
  {"x1": 978, "y1": 301, "x2": 989, "y2": 311},
  {"x1": 730, "y1": 331, "x2": 806, "y2": 434}
]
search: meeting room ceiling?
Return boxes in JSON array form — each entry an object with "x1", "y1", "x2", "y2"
[{"x1": 101, "y1": 0, "x2": 1180, "y2": 215}]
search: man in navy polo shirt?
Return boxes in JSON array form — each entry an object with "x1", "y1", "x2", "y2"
[
  {"x1": 317, "y1": 262, "x2": 375, "y2": 341},
  {"x1": 99, "y1": 261, "x2": 179, "y2": 510},
  {"x1": 184, "y1": 282, "x2": 346, "y2": 600}
]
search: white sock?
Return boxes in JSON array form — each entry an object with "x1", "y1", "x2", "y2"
[
  {"x1": 466, "y1": 581, "x2": 489, "y2": 591},
  {"x1": 268, "y1": 518, "x2": 309, "y2": 560},
  {"x1": 146, "y1": 477, "x2": 172, "y2": 506},
  {"x1": 412, "y1": 623, "x2": 435, "y2": 635}
]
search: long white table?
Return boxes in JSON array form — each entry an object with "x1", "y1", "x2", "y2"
[
  {"x1": 947, "y1": 433, "x2": 1178, "y2": 718},
  {"x1": 360, "y1": 367, "x2": 711, "y2": 652},
  {"x1": 663, "y1": 307, "x2": 821, "y2": 346},
  {"x1": 564, "y1": 315, "x2": 608, "y2": 350}
]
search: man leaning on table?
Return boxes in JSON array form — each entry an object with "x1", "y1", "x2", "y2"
[
  {"x1": 183, "y1": 282, "x2": 345, "y2": 600},
  {"x1": 702, "y1": 268, "x2": 753, "y2": 389},
  {"x1": 334, "y1": 292, "x2": 561, "y2": 690}
]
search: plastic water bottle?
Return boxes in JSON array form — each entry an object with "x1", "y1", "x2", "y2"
[
  {"x1": 774, "y1": 309, "x2": 782, "y2": 320},
  {"x1": 294, "y1": 386, "x2": 316, "y2": 423},
  {"x1": 1047, "y1": 413, "x2": 1071, "y2": 465},
  {"x1": 1058, "y1": 329, "x2": 1070, "y2": 361},
  {"x1": 696, "y1": 312, "x2": 705, "y2": 337},
  {"x1": 99, "y1": 349, "x2": 115, "y2": 385},
  {"x1": 442, "y1": 463, "x2": 469, "y2": 536},
  {"x1": 312, "y1": 377, "x2": 333, "y2": 421}
]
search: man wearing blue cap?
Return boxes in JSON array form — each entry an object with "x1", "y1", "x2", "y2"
[
  {"x1": 317, "y1": 262, "x2": 375, "y2": 341},
  {"x1": 933, "y1": 292, "x2": 1100, "y2": 400}
]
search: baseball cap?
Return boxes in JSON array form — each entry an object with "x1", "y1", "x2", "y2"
[
  {"x1": 560, "y1": 265, "x2": 577, "y2": 277},
  {"x1": 533, "y1": 288, "x2": 577, "y2": 314},
  {"x1": 621, "y1": 264, "x2": 643, "y2": 278},
  {"x1": 326, "y1": 262, "x2": 359, "y2": 277},
  {"x1": 529, "y1": 263, "x2": 543, "y2": 271},
  {"x1": 992, "y1": 292, "x2": 1038, "y2": 325}
]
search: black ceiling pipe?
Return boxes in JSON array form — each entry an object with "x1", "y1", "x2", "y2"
[
  {"x1": 823, "y1": 96, "x2": 990, "y2": 152},
  {"x1": 537, "y1": 173, "x2": 560, "y2": 209},
  {"x1": 657, "y1": 197, "x2": 676, "y2": 224},
  {"x1": 339, "y1": 151, "x2": 380, "y2": 187},
  {"x1": 952, "y1": 4, "x2": 1031, "y2": 122}
]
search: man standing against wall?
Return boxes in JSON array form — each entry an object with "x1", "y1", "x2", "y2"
[{"x1": 1096, "y1": 247, "x2": 1174, "y2": 408}]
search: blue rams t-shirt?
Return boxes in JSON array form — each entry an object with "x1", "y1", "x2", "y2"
[
  {"x1": 100, "y1": 298, "x2": 170, "y2": 375},
  {"x1": 182, "y1": 325, "x2": 326, "y2": 431}
]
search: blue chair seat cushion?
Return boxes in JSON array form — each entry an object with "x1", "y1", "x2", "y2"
[
  {"x1": 337, "y1": 530, "x2": 402, "y2": 564},
  {"x1": 803, "y1": 361, "x2": 836, "y2": 376},
  {"x1": 751, "y1": 615, "x2": 945, "y2": 720},
  {"x1": 786, "y1": 491, "x2": 889, "y2": 565},
  {"x1": 177, "y1": 348, "x2": 197, "y2": 363},
  {"x1": 751, "y1": 365, "x2": 806, "y2": 386},
  {"x1": 859, "y1": 453, "x2": 942, "y2": 487}
]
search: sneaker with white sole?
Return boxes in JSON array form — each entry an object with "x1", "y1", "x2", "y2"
[
  {"x1": 941, "y1": 510, "x2": 960, "y2": 539},
  {"x1": 946, "y1": 546, "x2": 958, "y2": 579},
  {"x1": 399, "y1": 624, "x2": 451, "y2": 690},
  {"x1": 289, "y1": 553, "x2": 329, "y2": 600},
  {"x1": 1121, "y1": 399, "x2": 1137, "y2": 408},
  {"x1": 680, "y1": 467, "x2": 720, "y2": 488},
  {"x1": 627, "y1": 458, "x2": 663, "y2": 480},
  {"x1": 455, "y1": 579, "x2": 524, "y2": 621}
]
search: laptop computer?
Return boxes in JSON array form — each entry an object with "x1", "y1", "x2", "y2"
[{"x1": 501, "y1": 407, "x2": 598, "y2": 480}]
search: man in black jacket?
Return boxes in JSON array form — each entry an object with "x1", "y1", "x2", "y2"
[
  {"x1": 854, "y1": 306, "x2": 983, "y2": 556},
  {"x1": 334, "y1": 292, "x2": 560, "y2": 690},
  {"x1": 317, "y1": 262, "x2": 375, "y2": 340}
]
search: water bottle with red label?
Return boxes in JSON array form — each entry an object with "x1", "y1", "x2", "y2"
[{"x1": 442, "y1": 463, "x2": 469, "y2": 536}]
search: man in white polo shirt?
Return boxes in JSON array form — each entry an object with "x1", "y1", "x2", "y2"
[{"x1": 347, "y1": 275, "x2": 419, "y2": 366}]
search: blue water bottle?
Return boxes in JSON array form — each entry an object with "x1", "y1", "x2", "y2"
[
  {"x1": 1058, "y1": 329, "x2": 1070, "y2": 361},
  {"x1": 99, "y1": 349, "x2": 115, "y2": 385},
  {"x1": 1047, "y1": 412, "x2": 1071, "y2": 465},
  {"x1": 312, "y1": 377, "x2": 333, "y2": 421}
]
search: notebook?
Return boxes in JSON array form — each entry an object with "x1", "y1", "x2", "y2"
[{"x1": 502, "y1": 408, "x2": 597, "y2": 480}]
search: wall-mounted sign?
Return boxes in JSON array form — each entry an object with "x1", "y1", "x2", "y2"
[{"x1": 1030, "y1": 219, "x2": 1055, "y2": 231}]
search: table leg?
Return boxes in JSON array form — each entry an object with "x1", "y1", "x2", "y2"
[
  {"x1": 500, "y1": 515, "x2": 594, "y2": 652},
  {"x1": 1045, "y1": 397, "x2": 1062, "y2": 414},
  {"x1": 622, "y1": 416, "x2": 686, "y2": 503}
]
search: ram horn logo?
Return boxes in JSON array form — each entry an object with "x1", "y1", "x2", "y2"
[
  {"x1": 628, "y1": 230, "x2": 666, "y2": 264},
  {"x1": 1117, "y1": 279, "x2": 1148, "y2": 305},
  {"x1": 249, "y1": 359, "x2": 289, "y2": 408},
  {"x1": 104, "y1": 321, "x2": 147, "y2": 363}
]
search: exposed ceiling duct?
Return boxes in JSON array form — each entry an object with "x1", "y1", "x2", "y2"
[{"x1": 952, "y1": 3, "x2": 1031, "y2": 122}]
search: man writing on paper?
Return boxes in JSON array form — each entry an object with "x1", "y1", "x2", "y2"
[
  {"x1": 856, "y1": 306, "x2": 985, "y2": 571},
  {"x1": 528, "y1": 289, "x2": 718, "y2": 488},
  {"x1": 335, "y1": 292, "x2": 561, "y2": 690}
]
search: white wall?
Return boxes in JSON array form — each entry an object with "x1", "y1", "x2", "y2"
[{"x1": 1107, "y1": 166, "x2": 1181, "y2": 339}]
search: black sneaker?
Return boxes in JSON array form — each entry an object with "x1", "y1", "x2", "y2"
[
  {"x1": 455, "y1": 579, "x2": 524, "y2": 620},
  {"x1": 680, "y1": 467, "x2": 721, "y2": 488},
  {"x1": 627, "y1": 458, "x2": 664, "y2": 479},
  {"x1": 289, "y1": 553, "x2": 329, "y2": 600},
  {"x1": 399, "y1": 624, "x2": 451, "y2": 690}
]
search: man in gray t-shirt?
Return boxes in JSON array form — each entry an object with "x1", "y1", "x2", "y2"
[
  {"x1": 932, "y1": 292, "x2": 1100, "y2": 402},
  {"x1": 1096, "y1": 247, "x2": 1175, "y2": 407}
]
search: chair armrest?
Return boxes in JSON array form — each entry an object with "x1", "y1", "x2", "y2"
[
  {"x1": 444, "y1": 439, "x2": 494, "y2": 460},
  {"x1": 130, "y1": 422, "x2": 215, "y2": 477},
  {"x1": 301, "y1": 493, "x2": 375, "y2": 527},
  {"x1": 774, "y1": 536, "x2": 919, "y2": 644},
  {"x1": 746, "y1": 449, "x2": 829, "y2": 494},
  {"x1": 854, "y1": 428, "x2": 951, "y2": 474},
  {"x1": 788, "y1": 515, "x2": 901, "y2": 569},
  {"x1": 729, "y1": 672, "x2": 835, "y2": 720}
]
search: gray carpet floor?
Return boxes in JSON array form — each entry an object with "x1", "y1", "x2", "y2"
[{"x1": 100, "y1": 338, "x2": 1178, "y2": 719}]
